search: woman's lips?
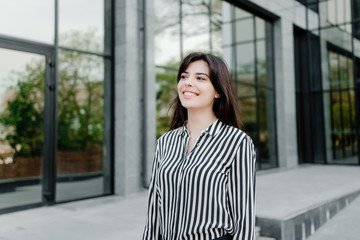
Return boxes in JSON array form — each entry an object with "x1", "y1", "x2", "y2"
[{"x1": 183, "y1": 91, "x2": 199, "y2": 96}]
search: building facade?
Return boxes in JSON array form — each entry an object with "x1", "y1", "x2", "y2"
[{"x1": 0, "y1": 0, "x2": 359, "y2": 213}]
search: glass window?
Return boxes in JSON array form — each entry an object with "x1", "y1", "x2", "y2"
[
  {"x1": 221, "y1": 1, "x2": 233, "y2": 47},
  {"x1": 235, "y1": 7, "x2": 251, "y2": 19},
  {"x1": 0, "y1": 0, "x2": 113, "y2": 211},
  {"x1": 327, "y1": 0, "x2": 336, "y2": 25},
  {"x1": 256, "y1": 40, "x2": 266, "y2": 85},
  {"x1": 348, "y1": 59, "x2": 354, "y2": 88},
  {"x1": 344, "y1": 0, "x2": 351, "y2": 23},
  {"x1": 155, "y1": 0, "x2": 181, "y2": 65},
  {"x1": 255, "y1": 17, "x2": 265, "y2": 39},
  {"x1": 339, "y1": 55, "x2": 348, "y2": 88},
  {"x1": 336, "y1": 0, "x2": 345, "y2": 25},
  {"x1": 182, "y1": 0, "x2": 211, "y2": 55},
  {"x1": 155, "y1": 67, "x2": 178, "y2": 138},
  {"x1": 235, "y1": 18, "x2": 254, "y2": 43},
  {"x1": 236, "y1": 83, "x2": 256, "y2": 98},
  {"x1": 59, "y1": 0, "x2": 104, "y2": 53},
  {"x1": 0, "y1": 0, "x2": 54, "y2": 43},
  {"x1": 236, "y1": 43, "x2": 255, "y2": 84},
  {"x1": 329, "y1": 51, "x2": 339, "y2": 89},
  {"x1": 326, "y1": 0, "x2": 352, "y2": 33},
  {"x1": 238, "y1": 97, "x2": 257, "y2": 139},
  {"x1": 211, "y1": 0, "x2": 223, "y2": 55},
  {"x1": 0, "y1": 48, "x2": 45, "y2": 209},
  {"x1": 325, "y1": 50, "x2": 357, "y2": 164},
  {"x1": 56, "y1": 49, "x2": 107, "y2": 201},
  {"x1": 258, "y1": 87, "x2": 277, "y2": 169}
]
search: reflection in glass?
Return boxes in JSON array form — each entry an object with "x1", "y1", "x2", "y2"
[
  {"x1": 211, "y1": 0, "x2": 223, "y2": 55},
  {"x1": 326, "y1": 50, "x2": 357, "y2": 164},
  {"x1": 235, "y1": 18, "x2": 253, "y2": 43},
  {"x1": 56, "y1": 49, "x2": 105, "y2": 201},
  {"x1": 236, "y1": 83, "x2": 255, "y2": 98},
  {"x1": 256, "y1": 40, "x2": 266, "y2": 85},
  {"x1": 329, "y1": 51, "x2": 339, "y2": 89},
  {"x1": 256, "y1": 17, "x2": 265, "y2": 39},
  {"x1": 258, "y1": 87, "x2": 277, "y2": 169},
  {"x1": 327, "y1": 0, "x2": 336, "y2": 25},
  {"x1": 238, "y1": 97, "x2": 257, "y2": 139},
  {"x1": 0, "y1": 0, "x2": 54, "y2": 43},
  {"x1": 236, "y1": 43, "x2": 255, "y2": 83},
  {"x1": 155, "y1": 0, "x2": 181, "y2": 65},
  {"x1": 0, "y1": 48, "x2": 45, "y2": 209},
  {"x1": 348, "y1": 59, "x2": 354, "y2": 88},
  {"x1": 339, "y1": 55, "x2": 348, "y2": 88},
  {"x1": 156, "y1": 67, "x2": 178, "y2": 138},
  {"x1": 235, "y1": 6, "x2": 251, "y2": 19},
  {"x1": 182, "y1": 0, "x2": 211, "y2": 55},
  {"x1": 59, "y1": 0, "x2": 104, "y2": 53},
  {"x1": 221, "y1": 2, "x2": 233, "y2": 47},
  {"x1": 326, "y1": 0, "x2": 352, "y2": 33}
]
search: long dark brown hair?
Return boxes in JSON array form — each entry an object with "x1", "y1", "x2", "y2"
[{"x1": 170, "y1": 52, "x2": 242, "y2": 130}]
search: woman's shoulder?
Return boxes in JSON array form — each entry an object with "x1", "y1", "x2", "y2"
[
  {"x1": 222, "y1": 123, "x2": 254, "y2": 145},
  {"x1": 157, "y1": 126, "x2": 184, "y2": 143}
]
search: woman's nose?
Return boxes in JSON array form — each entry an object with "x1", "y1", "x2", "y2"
[{"x1": 184, "y1": 76, "x2": 194, "y2": 86}]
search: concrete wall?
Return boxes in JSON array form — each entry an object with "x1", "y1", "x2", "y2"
[{"x1": 114, "y1": 0, "x2": 155, "y2": 195}]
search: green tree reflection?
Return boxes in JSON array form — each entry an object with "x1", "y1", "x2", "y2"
[
  {"x1": 0, "y1": 30, "x2": 103, "y2": 159},
  {"x1": 0, "y1": 61, "x2": 45, "y2": 157}
]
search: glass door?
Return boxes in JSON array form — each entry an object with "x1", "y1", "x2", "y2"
[{"x1": 0, "y1": 36, "x2": 56, "y2": 211}]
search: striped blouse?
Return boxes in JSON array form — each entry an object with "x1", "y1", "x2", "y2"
[{"x1": 142, "y1": 120, "x2": 256, "y2": 240}]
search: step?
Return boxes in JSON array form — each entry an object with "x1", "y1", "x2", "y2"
[
  {"x1": 307, "y1": 194, "x2": 360, "y2": 240},
  {"x1": 256, "y1": 190, "x2": 360, "y2": 240}
]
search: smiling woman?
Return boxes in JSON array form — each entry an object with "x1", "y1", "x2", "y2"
[
  {"x1": 177, "y1": 60, "x2": 219, "y2": 113},
  {"x1": 143, "y1": 52, "x2": 256, "y2": 240}
]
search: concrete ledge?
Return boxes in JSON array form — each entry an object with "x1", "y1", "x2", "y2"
[{"x1": 257, "y1": 190, "x2": 360, "y2": 240}]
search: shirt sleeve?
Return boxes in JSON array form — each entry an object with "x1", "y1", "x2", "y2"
[
  {"x1": 227, "y1": 136, "x2": 256, "y2": 240},
  {"x1": 142, "y1": 140, "x2": 161, "y2": 240}
]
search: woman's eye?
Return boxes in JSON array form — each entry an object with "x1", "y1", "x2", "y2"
[
  {"x1": 180, "y1": 75, "x2": 187, "y2": 79},
  {"x1": 197, "y1": 77, "x2": 205, "y2": 81}
]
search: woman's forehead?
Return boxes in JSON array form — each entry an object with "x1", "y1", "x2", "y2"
[{"x1": 184, "y1": 60, "x2": 209, "y2": 74}]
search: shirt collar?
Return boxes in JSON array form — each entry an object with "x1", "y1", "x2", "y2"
[{"x1": 178, "y1": 119, "x2": 223, "y2": 137}]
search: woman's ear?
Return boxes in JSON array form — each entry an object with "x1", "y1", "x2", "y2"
[{"x1": 215, "y1": 93, "x2": 220, "y2": 99}]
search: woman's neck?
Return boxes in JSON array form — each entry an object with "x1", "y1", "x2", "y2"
[{"x1": 186, "y1": 109, "x2": 217, "y2": 137}]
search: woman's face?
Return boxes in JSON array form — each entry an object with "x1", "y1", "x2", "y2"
[{"x1": 177, "y1": 60, "x2": 219, "y2": 112}]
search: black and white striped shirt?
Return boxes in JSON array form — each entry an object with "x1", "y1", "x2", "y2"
[{"x1": 143, "y1": 120, "x2": 256, "y2": 240}]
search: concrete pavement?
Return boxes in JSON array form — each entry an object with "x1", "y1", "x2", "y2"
[
  {"x1": 0, "y1": 164, "x2": 359, "y2": 240},
  {"x1": 0, "y1": 192, "x2": 148, "y2": 240}
]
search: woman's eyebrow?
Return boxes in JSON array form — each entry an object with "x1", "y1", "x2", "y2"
[
  {"x1": 182, "y1": 71, "x2": 209, "y2": 78},
  {"x1": 196, "y1": 73, "x2": 209, "y2": 78}
]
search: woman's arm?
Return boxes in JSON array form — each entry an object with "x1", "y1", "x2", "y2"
[
  {"x1": 142, "y1": 141, "x2": 161, "y2": 240},
  {"x1": 227, "y1": 136, "x2": 256, "y2": 240}
]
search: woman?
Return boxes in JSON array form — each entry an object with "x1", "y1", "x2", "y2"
[{"x1": 143, "y1": 52, "x2": 256, "y2": 240}]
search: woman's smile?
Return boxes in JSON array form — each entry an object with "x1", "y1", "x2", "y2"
[{"x1": 183, "y1": 90, "x2": 199, "y2": 98}]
